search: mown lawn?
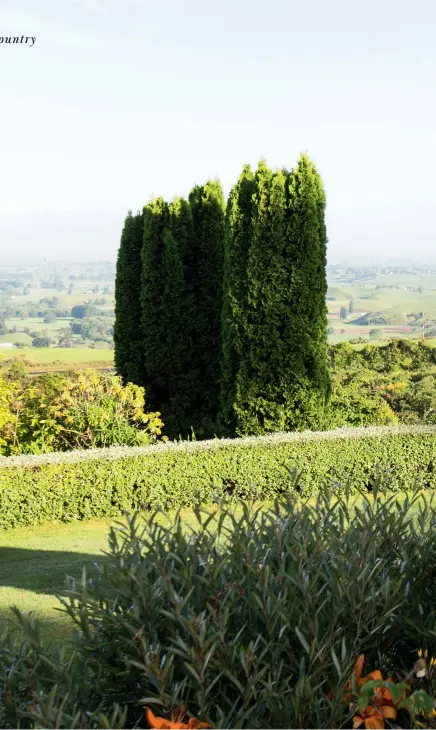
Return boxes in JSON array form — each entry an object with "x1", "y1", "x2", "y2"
[
  {"x1": 0, "y1": 510, "x2": 201, "y2": 642},
  {"x1": 0, "y1": 518, "x2": 114, "y2": 641}
]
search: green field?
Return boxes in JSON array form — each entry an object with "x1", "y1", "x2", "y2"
[
  {"x1": 5, "y1": 317, "x2": 72, "y2": 332},
  {"x1": 0, "y1": 332, "x2": 33, "y2": 345},
  {"x1": 5, "y1": 282, "x2": 114, "y2": 307},
  {"x1": 0, "y1": 347, "x2": 114, "y2": 368},
  {"x1": 326, "y1": 276, "x2": 436, "y2": 342}
]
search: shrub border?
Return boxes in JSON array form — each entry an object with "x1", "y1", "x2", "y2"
[{"x1": 1, "y1": 426, "x2": 436, "y2": 529}]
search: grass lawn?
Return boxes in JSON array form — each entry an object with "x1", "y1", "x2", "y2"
[
  {"x1": 0, "y1": 332, "x2": 33, "y2": 345},
  {"x1": 0, "y1": 518, "x2": 114, "y2": 641},
  {"x1": 0, "y1": 510, "x2": 205, "y2": 642}
]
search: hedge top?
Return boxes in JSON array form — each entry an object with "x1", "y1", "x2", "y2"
[{"x1": 1, "y1": 425, "x2": 435, "y2": 470}]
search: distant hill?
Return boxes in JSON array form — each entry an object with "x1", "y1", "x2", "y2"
[
  {"x1": 327, "y1": 286, "x2": 350, "y2": 301},
  {"x1": 353, "y1": 308, "x2": 409, "y2": 326},
  {"x1": 357, "y1": 292, "x2": 380, "y2": 301}
]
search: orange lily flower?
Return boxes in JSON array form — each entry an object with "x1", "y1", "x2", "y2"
[
  {"x1": 145, "y1": 707, "x2": 210, "y2": 730},
  {"x1": 353, "y1": 704, "x2": 396, "y2": 729},
  {"x1": 340, "y1": 655, "x2": 367, "y2": 703},
  {"x1": 341, "y1": 658, "x2": 393, "y2": 701},
  {"x1": 346, "y1": 658, "x2": 399, "y2": 729}
]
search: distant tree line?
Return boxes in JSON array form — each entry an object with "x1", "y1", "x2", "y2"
[{"x1": 115, "y1": 154, "x2": 329, "y2": 439}]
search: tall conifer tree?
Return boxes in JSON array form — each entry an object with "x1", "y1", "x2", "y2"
[
  {"x1": 220, "y1": 165, "x2": 254, "y2": 433},
  {"x1": 114, "y1": 210, "x2": 144, "y2": 385},
  {"x1": 160, "y1": 198, "x2": 195, "y2": 437},
  {"x1": 220, "y1": 155, "x2": 329, "y2": 435},
  {"x1": 233, "y1": 161, "x2": 290, "y2": 434},
  {"x1": 189, "y1": 180, "x2": 226, "y2": 435},
  {"x1": 140, "y1": 197, "x2": 169, "y2": 411},
  {"x1": 285, "y1": 153, "x2": 330, "y2": 425}
]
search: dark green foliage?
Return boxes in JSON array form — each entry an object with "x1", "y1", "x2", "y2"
[
  {"x1": 159, "y1": 199, "x2": 195, "y2": 436},
  {"x1": 32, "y1": 336, "x2": 51, "y2": 347},
  {"x1": 71, "y1": 303, "x2": 97, "y2": 319},
  {"x1": 114, "y1": 211, "x2": 145, "y2": 384},
  {"x1": 140, "y1": 198, "x2": 169, "y2": 411},
  {"x1": 220, "y1": 165, "x2": 255, "y2": 434},
  {"x1": 285, "y1": 153, "x2": 330, "y2": 430},
  {"x1": 189, "y1": 181, "x2": 226, "y2": 436},
  {"x1": 115, "y1": 156, "x2": 329, "y2": 438},
  {"x1": 234, "y1": 162, "x2": 290, "y2": 435},
  {"x1": 370, "y1": 327, "x2": 382, "y2": 340},
  {"x1": 220, "y1": 156, "x2": 330, "y2": 436},
  {"x1": 136, "y1": 196, "x2": 200, "y2": 438},
  {"x1": 3, "y1": 491, "x2": 436, "y2": 728},
  {"x1": 1, "y1": 426, "x2": 435, "y2": 529},
  {"x1": 159, "y1": 227, "x2": 186, "y2": 433},
  {"x1": 340, "y1": 305, "x2": 348, "y2": 319}
]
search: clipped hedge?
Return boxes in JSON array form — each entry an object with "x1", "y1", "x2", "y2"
[{"x1": 0, "y1": 426, "x2": 436, "y2": 529}]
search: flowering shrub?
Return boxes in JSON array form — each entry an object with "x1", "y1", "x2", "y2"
[
  {"x1": 0, "y1": 369, "x2": 165, "y2": 455},
  {"x1": 330, "y1": 653, "x2": 436, "y2": 729}
]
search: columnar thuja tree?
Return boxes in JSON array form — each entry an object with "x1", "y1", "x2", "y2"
[
  {"x1": 285, "y1": 153, "x2": 330, "y2": 429},
  {"x1": 233, "y1": 161, "x2": 291, "y2": 435},
  {"x1": 159, "y1": 198, "x2": 195, "y2": 436},
  {"x1": 189, "y1": 180, "x2": 225, "y2": 435},
  {"x1": 115, "y1": 153, "x2": 329, "y2": 440},
  {"x1": 220, "y1": 165, "x2": 255, "y2": 434},
  {"x1": 220, "y1": 155, "x2": 330, "y2": 435},
  {"x1": 114, "y1": 210, "x2": 144, "y2": 385},
  {"x1": 140, "y1": 197, "x2": 169, "y2": 412}
]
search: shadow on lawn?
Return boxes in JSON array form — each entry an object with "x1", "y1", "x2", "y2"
[
  {"x1": 0, "y1": 612, "x2": 76, "y2": 644},
  {"x1": 0, "y1": 547, "x2": 110, "y2": 594}
]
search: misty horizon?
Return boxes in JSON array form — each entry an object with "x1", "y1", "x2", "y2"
[{"x1": 2, "y1": 0, "x2": 436, "y2": 263}]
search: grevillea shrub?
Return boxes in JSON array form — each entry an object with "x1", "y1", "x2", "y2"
[
  {"x1": 3, "y1": 489, "x2": 436, "y2": 728},
  {"x1": 0, "y1": 369, "x2": 165, "y2": 456}
]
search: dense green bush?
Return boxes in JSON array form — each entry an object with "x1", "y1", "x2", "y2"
[
  {"x1": 3, "y1": 491, "x2": 436, "y2": 728},
  {"x1": 0, "y1": 426, "x2": 435, "y2": 528},
  {"x1": 327, "y1": 341, "x2": 436, "y2": 428},
  {"x1": 329, "y1": 339, "x2": 436, "y2": 373}
]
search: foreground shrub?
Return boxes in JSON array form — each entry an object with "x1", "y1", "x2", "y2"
[
  {"x1": 0, "y1": 425, "x2": 435, "y2": 528},
  {"x1": 0, "y1": 369, "x2": 165, "y2": 455},
  {"x1": 3, "y1": 490, "x2": 436, "y2": 727}
]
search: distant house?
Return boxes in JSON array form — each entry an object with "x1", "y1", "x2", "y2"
[{"x1": 0, "y1": 342, "x2": 15, "y2": 348}]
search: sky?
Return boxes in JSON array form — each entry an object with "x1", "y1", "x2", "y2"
[{"x1": 1, "y1": 0, "x2": 436, "y2": 263}]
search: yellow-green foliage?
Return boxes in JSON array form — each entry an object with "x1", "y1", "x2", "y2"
[
  {"x1": 327, "y1": 341, "x2": 436, "y2": 428},
  {"x1": 0, "y1": 426, "x2": 435, "y2": 529},
  {"x1": 0, "y1": 369, "x2": 164, "y2": 456}
]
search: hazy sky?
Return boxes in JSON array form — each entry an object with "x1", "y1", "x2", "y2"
[{"x1": 1, "y1": 0, "x2": 436, "y2": 263}]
